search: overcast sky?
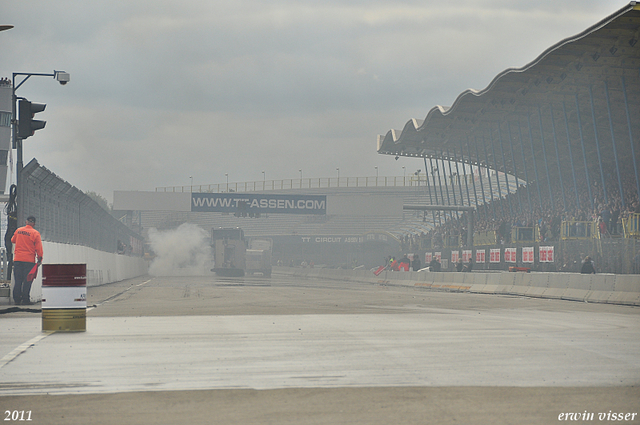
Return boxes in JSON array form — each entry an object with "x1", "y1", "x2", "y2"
[{"x1": 1, "y1": 0, "x2": 623, "y2": 202}]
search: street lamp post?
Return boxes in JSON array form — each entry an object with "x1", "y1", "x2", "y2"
[{"x1": 12, "y1": 70, "x2": 69, "y2": 225}]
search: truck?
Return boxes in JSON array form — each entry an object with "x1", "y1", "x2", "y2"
[
  {"x1": 211, "y1": 227, "x2": 246, "y2": 277},
  {"x1": 245, "y1": 237, "x2": 273, "y2": 277},
  {"x1": 210, "y1": 228, "x2": 273, "y2": 277}
]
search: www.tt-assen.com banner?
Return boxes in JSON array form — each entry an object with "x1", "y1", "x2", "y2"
[{"x1": 191, "y1": 193, "x2": 327, "y2": 215}]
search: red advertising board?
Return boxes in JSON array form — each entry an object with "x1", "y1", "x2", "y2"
[
  {"x1": 522, "y1": 247, "x2": 534, "y2": 263},
  {"x1": 539, "y1": 246, "x2": 555, "y2": 263},
  {"x1": 490, "y1": 248, "x2": 501, "y2": 263},
  {"x1": 425, "y1": 252, "x2": 432, "y2": 263},
  {"x1": 462, "y1": 250, "x2": 472, "y2": 262},
  {"x1": 451, "y1": 251, "x2": 460, "y2": 263},
  {"x1": 505, "y1": 247, "x2": 517, "y2": 263}
]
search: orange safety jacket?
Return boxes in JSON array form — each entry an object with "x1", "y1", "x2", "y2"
[{"x1": 11, "y1": 224, "x2": 43, "y2": 263}]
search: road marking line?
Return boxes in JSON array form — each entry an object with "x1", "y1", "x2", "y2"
[
  {"x1": 0, "y1": 331, "x2": 55, "y2": 369},
  {"x1": 87, "y1": 278, "x2": 154, "y2": 311},
  {"x1": 136, "y1": 278, "x2": 153, "y2": 287}
]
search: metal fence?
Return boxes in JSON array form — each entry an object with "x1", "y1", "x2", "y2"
[
  {"x1": 19, "y1": 159, "x2": 143, "y2": 255},
  {"x1": 156, "y1": 173, "x2": 519, "y2": 195}
]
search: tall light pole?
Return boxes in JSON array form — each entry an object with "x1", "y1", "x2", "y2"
[
  {"x1": 189, "y1": 176, "x2": 193, "y2": 192},
  {"x1": 225, "y1": 173, "x2": 229, "y2": 192},
  {"x1": 12, "y1": 70, "x2": 70, "y2": 225},
  {"x1": 262, "y1": 171, "x2": 265, "y2": 190}
]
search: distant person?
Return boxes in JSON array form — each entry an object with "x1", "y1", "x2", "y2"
[
  {"x1": 11, "y1": 216, "x2": 43, "y2": 305},
  {"x1": 399, "y1": 254, "x2": 410, "y2": 271},
  {"x1": 463, "y1": 258, "x2": 474, "y2": 272},
  {"x1": 429, "y1": 258, "x2": 441, "y2": 272},
  {"x1": 580, "y1": 256, "x2": 596, "y2": 274},
  {"x1": 411, "y1": 257, "x2": 421, "y2": 271},
  {"x1": 455, "y1": 258, "x2": 464, "y2": 272},
  {"x1": 389, "y1": 258, "x2": 399, "y2": 271}
]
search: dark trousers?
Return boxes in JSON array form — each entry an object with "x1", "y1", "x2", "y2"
[{"x1": 13, "y1": 261, "x2": 35, "y2": 304}]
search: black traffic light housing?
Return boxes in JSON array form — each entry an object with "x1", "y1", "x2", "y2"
[{"x1": 18, "y1": 99, "x2": 46, "y2": 140}]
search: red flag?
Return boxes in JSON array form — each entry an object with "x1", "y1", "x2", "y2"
[{"x1": 27, "y1": 264, "x2": 39, "y2": 281}]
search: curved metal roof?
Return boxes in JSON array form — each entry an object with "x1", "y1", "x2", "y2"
[{"x1": 377, "y1": 2, "x2": 640, "y2": 196}]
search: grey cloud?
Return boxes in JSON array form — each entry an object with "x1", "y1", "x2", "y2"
[{"x1": 0, "y1": 0, "x2": 622, "y2": 200}]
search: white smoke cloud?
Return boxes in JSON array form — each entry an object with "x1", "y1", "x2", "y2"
[{"x1": 147, "y1": 223, "x2": 213, "y2": 276}]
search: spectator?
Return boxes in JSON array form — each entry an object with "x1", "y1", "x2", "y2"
[
  {"x1": 463, "y1": 258, "x2": 474, "y2": 272},
  {"x1": 580, "y1": 256, "x2": 596, "y2": 274},
  {"x1": 399, "y1": 254, "x2": 410, "y2": 271},
  {"x1": 411, "y1": 256, "x2": 421, "y2": 271}
]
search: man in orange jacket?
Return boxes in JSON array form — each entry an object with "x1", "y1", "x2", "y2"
[{"x1": 11, "y1": 216, "x2": 43, "y2": 305}]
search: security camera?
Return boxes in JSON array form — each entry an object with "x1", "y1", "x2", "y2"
[{"x1": 55, "y1": 71, "x2": 70, "y2": 85}]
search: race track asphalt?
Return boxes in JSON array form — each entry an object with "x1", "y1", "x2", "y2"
[{"x1": 1, "y1": 272, "x2": 638, "y2": 424}]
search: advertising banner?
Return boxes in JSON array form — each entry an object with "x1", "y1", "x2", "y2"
[
  {"x1": 490, "y1": 248, "x2": 501, "y2": 263},
  {"x1": 522, "y1": 247, "x2": 534, "y2": 263},
  {"x1": 505, "y1": 247, "x2": 517, "y2": 263},
  {"x1": 462, "y1": 250, "x2": 472, "y2": 262},
  {"x1": 476, "y1": 249, "x2": 485, "y2": 263},
  {"x1": 191, "y1": 193, "x2": 326, "y2": 215},
  {"x1": 451, "y1": 251, "x2": 460, "y2": 263},
  {"x1": 425, "y1": 252, "x2": 432, "y2": 264},
  {"x1": 539, "y1": 246, "x2": 555, "y2": 262}
]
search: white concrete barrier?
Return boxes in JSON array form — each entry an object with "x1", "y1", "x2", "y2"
[
  {"x1": 275, "y1": 267, "x2": 640, "y2": 306},
  {"x1": 25, "y1": 241, "x2": 148, "y2": 301}
]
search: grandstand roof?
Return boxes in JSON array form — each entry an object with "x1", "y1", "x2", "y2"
[{"x1": 377, "y1": 2, "x2": 640, "y2": 189}]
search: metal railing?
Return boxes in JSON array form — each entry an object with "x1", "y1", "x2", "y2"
[
  {"x1": 623, "y1": 213, "x2": 640, "y2": 238},
  {"x1": 512, "y1": 226, "x2": 539, "y2": 243},
  {"x1": 473, "y1": 231, "x2": 498, "y2": 246},
  {"x1": 156, "y1": 174, "x2": 492, "y2": 193},
  {"x1": 561, "y1": 221, "x2": 596, "y2": 240}
]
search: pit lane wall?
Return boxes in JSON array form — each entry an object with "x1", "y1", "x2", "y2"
[
  {"x1": 26, "y1": 241, "x2": 148, "y2": 301},
  {"x1": 275, "y1": 267, "x2": 640, "y2": 306}
]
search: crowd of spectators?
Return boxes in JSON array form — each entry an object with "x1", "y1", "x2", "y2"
[{"x1": 400, "y1": 164, "x2": 640, "y2": 252}]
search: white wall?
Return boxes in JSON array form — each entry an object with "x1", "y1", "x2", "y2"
[
  {"x1": 25, "y1": 241, "x2": 148, "y2": 301},
  {"x1": 327, "y1": 193, "x2": 403, "y2": 216},
  {"x1": 113, "y1": 190, "x2": 190, "y2": 211}
]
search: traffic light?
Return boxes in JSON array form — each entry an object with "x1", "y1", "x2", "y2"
[{"x1": 18, "y1": 99, "x2": 46, "y2": 140}]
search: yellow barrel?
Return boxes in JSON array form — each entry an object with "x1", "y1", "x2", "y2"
[{"x1": 42, "y1": 309, "x2": 87, "y2": 332}]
